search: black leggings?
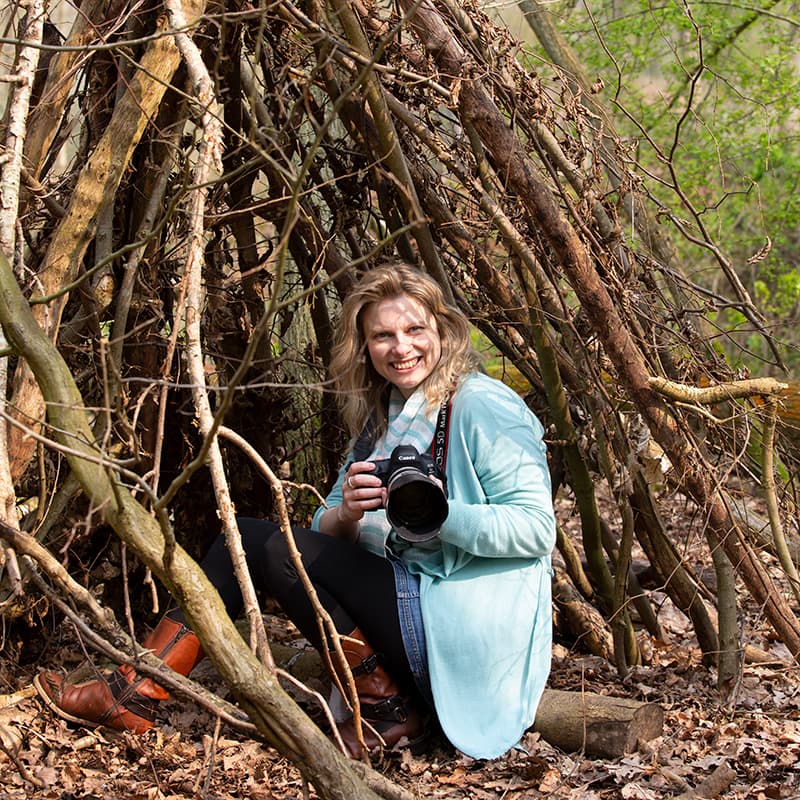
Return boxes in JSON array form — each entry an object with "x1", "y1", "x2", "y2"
[{"x1": 168, "y1": 518, "x2": 415, "y2": 690}]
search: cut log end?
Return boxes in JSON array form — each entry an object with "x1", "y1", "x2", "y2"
[{"x1": 532, "y1": 688, "x2": 664, "y2": 759}]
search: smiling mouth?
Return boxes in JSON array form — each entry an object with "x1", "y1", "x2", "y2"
[{"x1": 391, "y1": 357, "x2": 421, "y2": 372}]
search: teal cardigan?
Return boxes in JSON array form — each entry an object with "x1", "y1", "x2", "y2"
[{"x1": 315, "y1": 373, "x2": 556, "y2": 758}]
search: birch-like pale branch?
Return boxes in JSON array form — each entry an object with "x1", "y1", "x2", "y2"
[
  {"x1": 164, "y1": 0, "x2": 271, "y2": 668},
  {"x1": 648, "y1": 376, "x2": 789, "y2": 404},
  {"x1": 0, "y1": 0, "x2": 44, "y2": 582},
  {"x1": 760, "y1": 398, "x2": 800, "y2": 605},
  {"x1": 0, "y1": 0, "x2": 43, "y2": 252}
]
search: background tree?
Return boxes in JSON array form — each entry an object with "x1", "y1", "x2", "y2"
[{"x1": 1, "y1": 0, "x2": 798, "y2": 795}]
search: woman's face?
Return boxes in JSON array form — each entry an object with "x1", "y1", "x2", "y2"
[{"x1": 361, "y1": 294, "x2": 442, "y2": 398}]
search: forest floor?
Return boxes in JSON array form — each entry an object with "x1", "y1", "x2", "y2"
[{"x1": 2, "y1": 491, "x2": 800, "y2": 800}]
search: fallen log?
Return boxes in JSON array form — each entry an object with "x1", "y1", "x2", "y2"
[
  {"x1": 270, "y1": 643, "x2": 664, "y2": 759},
  {"x1": 532, "y1": 688, "x2": 664, "y2": 758}
]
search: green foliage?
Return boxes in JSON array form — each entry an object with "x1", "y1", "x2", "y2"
[{"x1": 537, "y1": 0, "x2": 800, "y2": 371}]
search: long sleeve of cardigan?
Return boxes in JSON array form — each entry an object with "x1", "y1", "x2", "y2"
[{"x1": 436, "y1": 376, "x2": 556, "y2": 559}]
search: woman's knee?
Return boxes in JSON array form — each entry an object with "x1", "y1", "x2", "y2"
[
  {"x1": 232, "y1": 519, "x2": 334, "y2": 596},
  {"x1": 231, "y1": 517, "x2": 288, "y2": 588},
  {"x1": 260, "y1": 525, "x2": 336, "y2": 594}
]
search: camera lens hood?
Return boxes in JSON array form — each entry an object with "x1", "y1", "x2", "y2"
[{"x1": 385, "y1": 467, "x2": 448, "y2": 542}]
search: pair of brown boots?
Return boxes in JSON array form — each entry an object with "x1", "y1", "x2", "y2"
[
  {"x1": 34, "y1": 617, "x2": 204, "y2": 735},
  {"x1": 35, "y1": 619, "x2": 425, "y2": 757}
]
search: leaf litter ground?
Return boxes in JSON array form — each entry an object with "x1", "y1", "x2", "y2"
[
  {"x1": 2, "y1": 640, "x2": 798, "y2": 799},
  {"x1": 2, "y1": 492, "x2": 799, "y2": 799}
]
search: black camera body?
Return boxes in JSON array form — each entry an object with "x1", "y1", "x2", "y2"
[
  {"x1": 370, "y1": 444, "x2": 438, "y2": 485},
  {"x1": 369, "y1": 445, "x2": 448, "y2": 542}
]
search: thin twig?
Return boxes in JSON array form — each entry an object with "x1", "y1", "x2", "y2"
[
  {"x1": 0, "y1": 734, "x2": 45, "y2": 789},
  {"x1": 217, "y1": 425, "x2": 362, "y2": 757},
  {"x1": 761, "y1": 398, "x2": 800, "y2": 604}
]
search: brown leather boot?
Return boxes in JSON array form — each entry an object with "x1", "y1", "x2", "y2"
[
  {"x1": 330, "y1": 627, "x2": 426, "y2": 758},
  {"x1": 34, "y1": 617, "x2": 204, "y2": 734}
]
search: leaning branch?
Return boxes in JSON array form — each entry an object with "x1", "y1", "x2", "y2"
[
  {"x1": 761, "y1": 398, "x2": 800, "y2": 605},
  {"x1": 164, "y1": 0, "x2": 271, "y2": 668},
  {"x1": 648, "y1": 376, "x2": 788, "y2": 404}
]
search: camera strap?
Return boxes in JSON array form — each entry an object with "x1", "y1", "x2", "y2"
[
  {"x1": 431, "y1": 393, "x2": 452, "y2": 495},
  {"x1": 352, "y1": 418, "x2": 377, "y2": 463},
  {"x1": 352, "y1": 392, "x2": 453, "y2": 491}
]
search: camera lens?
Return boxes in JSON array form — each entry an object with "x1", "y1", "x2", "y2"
[{"x1": 386, "y1": 468, "x2": 448, "y2": 542}]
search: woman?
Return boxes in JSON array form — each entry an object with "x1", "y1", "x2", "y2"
[{"x1": 36, "y1": 264, "x2": 556, "y2": 760}]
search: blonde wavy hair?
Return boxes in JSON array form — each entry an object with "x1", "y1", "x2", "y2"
[{"x1": 330, "y1": 264, "x2": 482, "y2": 440}]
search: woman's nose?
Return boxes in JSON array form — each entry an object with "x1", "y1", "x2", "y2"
[{"x1": 392, "y1": 334, "x2": 413, "y2": 354}]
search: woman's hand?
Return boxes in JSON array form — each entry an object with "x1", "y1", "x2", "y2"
[
  {"x1": 336, "y1": 461, "x2": 385, "y2": 524},
  {"x1": 319, "y1": 461, "x2": 385, "y2": 540}
]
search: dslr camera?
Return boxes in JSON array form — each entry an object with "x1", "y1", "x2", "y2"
[{"x1": 370, "y1": 445, "x2": 448, "y2": 542}]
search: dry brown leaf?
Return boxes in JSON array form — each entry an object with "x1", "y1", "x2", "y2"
[
  {"x1": 436, "y1": 764, "x2": 468, "y2": 785},
  {"x1": 537, "y1": 767, "x2": 562, "y2": 793}
]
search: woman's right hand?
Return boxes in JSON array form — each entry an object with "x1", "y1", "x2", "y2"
[
  {"x1": 318, "y1": 461, "x2": 385, "y2": 540},
  {"x1": 336, "y1": 461, "x2": 385, "y2": 524}
]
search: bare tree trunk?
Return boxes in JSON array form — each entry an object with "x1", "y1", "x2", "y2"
[{"x1": 21, "y1": 0, "x2": 108, "y2": 184}]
